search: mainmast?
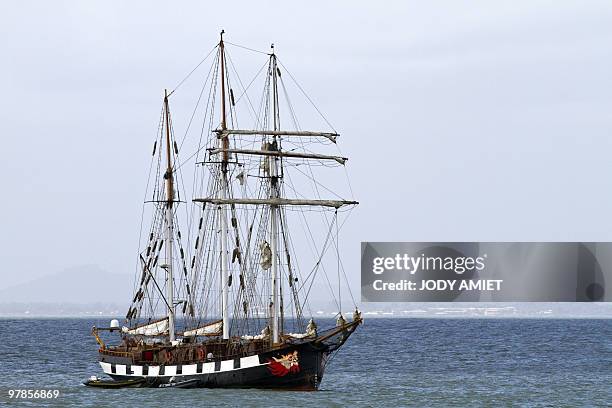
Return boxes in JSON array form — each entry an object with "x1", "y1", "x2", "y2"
[
  {"x1": 270, "y1": 48, "x2": 281, "y2": 344},
  {"x1": 219, "y1": 30, "x2": 230, "y2": 340},
  {"x1": 163, "y1": 89, "x2": 176, "y2": 342}
]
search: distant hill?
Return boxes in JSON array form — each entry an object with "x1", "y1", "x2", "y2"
[{"x1": 0, "y1": 265, "x2": 133, "y2": 304}]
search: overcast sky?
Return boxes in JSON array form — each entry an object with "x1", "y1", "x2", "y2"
[{"x1": 1, "y1": 1, "x2": 612, "y2": 306}]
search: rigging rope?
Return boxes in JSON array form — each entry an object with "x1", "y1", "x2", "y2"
[{"x1": 168, "y1": 45, "x2": 217, "y2": 97}]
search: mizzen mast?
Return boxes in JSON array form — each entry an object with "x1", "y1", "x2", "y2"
[{"x1": 163, "y1": 89, "x2": 176, "y2": 342}]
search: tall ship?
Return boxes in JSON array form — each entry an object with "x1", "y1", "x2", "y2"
[{"x1": 87, "y1": 31, "x2": 361, "y2": 390}]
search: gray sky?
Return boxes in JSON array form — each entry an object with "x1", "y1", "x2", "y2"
[{"x1": 1, "y1": 1, "x2": 612, "y2": 307}]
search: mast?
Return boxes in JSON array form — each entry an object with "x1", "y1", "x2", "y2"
[
  {"x1": 219, "y1": 30, "x2": 230, "y2": 340},
  {"x1": 270, "y1": 48, "x2": 281, "y2": 344},
  {"x1": 163, "y1": 89, "x2": 176, "y2": 342}
]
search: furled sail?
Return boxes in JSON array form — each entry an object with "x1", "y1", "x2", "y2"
[
  {"x1": 214, "y1": 129, "x2": 339, "y2": 143},
  {"x1": 183, "y1": 320, "x2": 223, "y2": 337},
  {"x1": 286, "y1": 319, "x2": 318, "y2": 339},
  {"x1": 260, "y1": 241, "x2": 272, "y2": 270},
  {"x1": 241, "y1": 325, "x2": 271, "y2": 340},
  {"x1": 193, "y1": 197, "x2": 358, "y2": 208},
  {"x1": 207, "y1": 147, "x2": 348, "y2": 165},
  {"x1": 122, "y1": 318, "x2": 169, "y2": 336}
]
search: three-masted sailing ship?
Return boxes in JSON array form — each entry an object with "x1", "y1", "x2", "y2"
[{"x1": 88, "y1": 31, "x2": 361, "y2": 390}]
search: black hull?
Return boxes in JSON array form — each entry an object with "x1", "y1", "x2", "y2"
[{"x1": 102, "y1": 342, "x2": 328, "y2": 390}]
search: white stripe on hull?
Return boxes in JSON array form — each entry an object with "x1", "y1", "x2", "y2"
[
  {"x1": 240, "y1": 355, "x2": 260, "y2": 368},
  {"x1": 202, "y1": 362, "x2": 214, "y2": 374},
  {"x1": 116, "y1": 364, "x2": 126, "y2": 375},
  {"x1": 100, "y1": 362, "x2": 111, "y2": 374},
  {"x1": 182, "y1": 364, "x2": 197, "y2": 375},
  {"x1": 100, "y1": 355, "x2": 266, "y2": 377}
]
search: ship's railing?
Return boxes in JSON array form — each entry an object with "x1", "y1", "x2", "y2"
[{"x1": 99, "y1": 349, "x2": 133, "y2": 358}]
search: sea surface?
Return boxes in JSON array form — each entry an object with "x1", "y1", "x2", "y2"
[{"x1": 1, "y1": 318, "x2": 612, "y2": 407}]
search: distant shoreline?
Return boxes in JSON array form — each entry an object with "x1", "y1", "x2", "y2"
[
  {"x1": 2, "y1": 315, "x2": 612, "y2": 320},
  {"x1": 1, "y1": 302, "x2": 610, "y2": 319}
]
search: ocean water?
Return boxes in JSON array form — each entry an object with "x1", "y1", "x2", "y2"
[{"x1": 1, "y1": 318, "x2": 612, "y2": 407}]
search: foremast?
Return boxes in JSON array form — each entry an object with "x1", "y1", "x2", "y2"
[{"x1": 163, "y1": 89, "x2": 176, "y2": 342}]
